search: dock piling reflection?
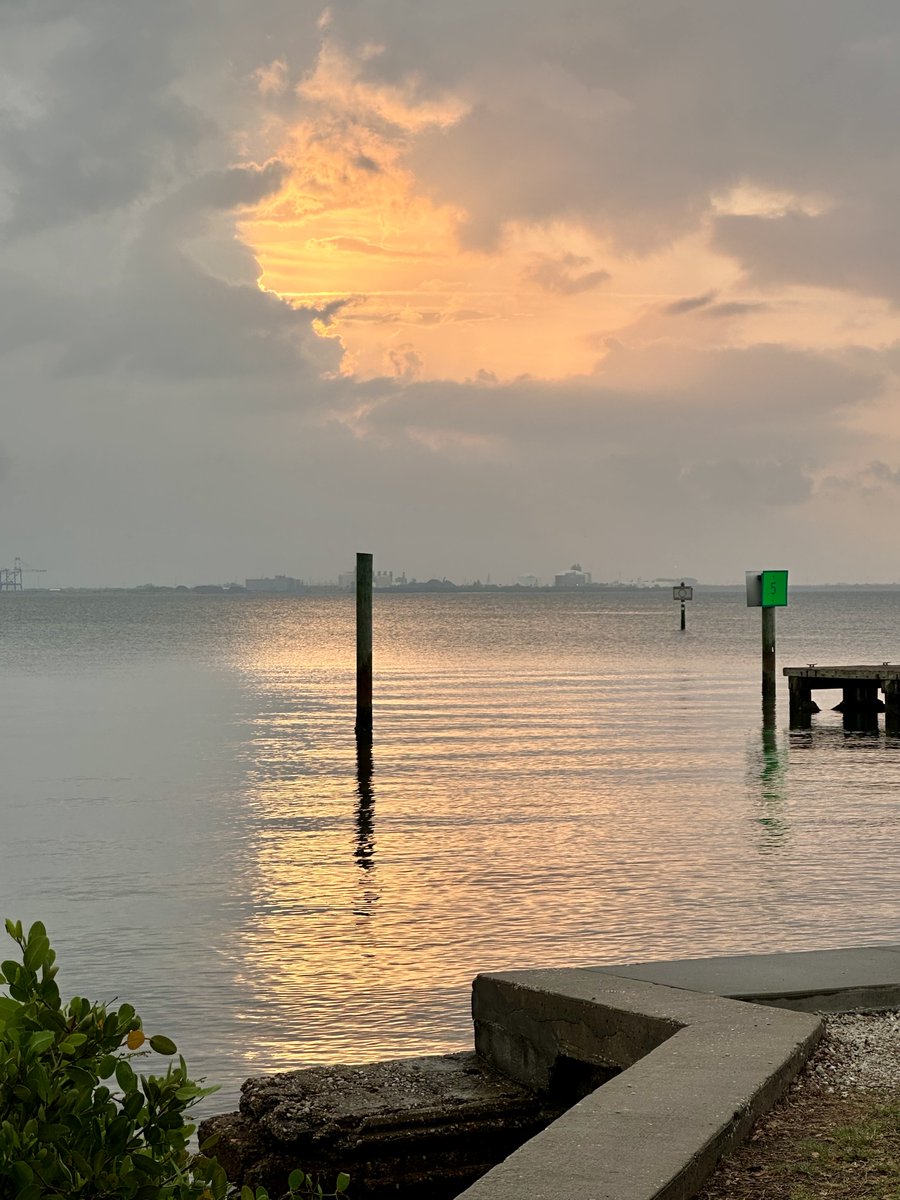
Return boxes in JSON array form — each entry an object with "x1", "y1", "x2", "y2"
[{"x1": 355, "y1": 735, "x2": 376, "y2": 871}]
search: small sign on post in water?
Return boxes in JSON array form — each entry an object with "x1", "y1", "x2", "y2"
[
  {"x1": 746, "y1": 570, "x2": 789, "y2": 608},
  {"x1": 746, "y1": 569, "x2": 788, "y2": 706},
  {"x1": 673, "y1": 582, "x2": 692, "y2": 630}
]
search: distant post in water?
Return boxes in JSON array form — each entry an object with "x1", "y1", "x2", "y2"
[
  {"x1": 356, "y1": 552, "x2": 373, "y2": 741},
  {"x1": 673, "y1": 582, "x2": 693, "y2": 631},
  {"x1": 747, "y1": 569, "x2": 788, "y2": 705}
]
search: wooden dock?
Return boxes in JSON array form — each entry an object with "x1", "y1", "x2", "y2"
[{"x1": 783, "y1": 665, "x2": 900, "y2": 729}]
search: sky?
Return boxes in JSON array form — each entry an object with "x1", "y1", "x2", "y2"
[{"x1": 2, "y1": 2, "x2": 900, "y2": 587}]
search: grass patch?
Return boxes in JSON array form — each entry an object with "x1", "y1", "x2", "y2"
[{"x1": 698, "y1": 1096, "x2": 900, "y2": 1200}]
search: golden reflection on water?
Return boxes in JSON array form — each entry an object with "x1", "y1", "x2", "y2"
[
  {"x1": 6, "y1": 591, "x2": 900, "y2": 1120},
  {"x1": 202, "y1": 593, "x2": 900, "y2": 1093}
]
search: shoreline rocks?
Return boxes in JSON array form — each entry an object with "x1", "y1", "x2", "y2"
[{"x1": 199, "y1": 1051, "x2": 607, "y2": 1199}]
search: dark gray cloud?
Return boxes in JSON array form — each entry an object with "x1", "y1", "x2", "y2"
[
  {"x1": 355, "y1": 343, "x2": 881, "y2": 459},
  {"x1": 713, "y1": 205, "x2": 900, "y2": 305},
  {"x1": 348, "y1": 1, "x2": 900, "y2": 270}
]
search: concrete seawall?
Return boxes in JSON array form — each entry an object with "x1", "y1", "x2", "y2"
[{"x1": 202, "y1": 944, "x2": 900, "y2": 1200}]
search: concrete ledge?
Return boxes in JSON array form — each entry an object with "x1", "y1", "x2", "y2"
[
  {"x1": 589, "y1": 943, "x2": 900, "y2": 1014},
  {"x1": 457, "y1": 968, "x2": 822, "y2": 1200}
]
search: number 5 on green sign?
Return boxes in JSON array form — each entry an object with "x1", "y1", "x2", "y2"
[{"x1": 760, "y1": 570, "x2": 788, "y2": 607}]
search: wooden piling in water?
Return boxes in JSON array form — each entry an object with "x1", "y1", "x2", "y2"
[
  {"x1": 356, "y1": 552, "x2": 373, "y2": 740},
  {"x1": 762, "y1": 606, "x2": 776, "y2": 704}
]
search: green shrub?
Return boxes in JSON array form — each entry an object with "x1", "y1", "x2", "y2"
[{"x1": 0, "y1": 919, "x2": 349, "y2": 1199}]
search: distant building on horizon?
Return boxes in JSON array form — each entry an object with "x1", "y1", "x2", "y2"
[
  {"x1": 517, "y1": 574, "x2": 540, "y2": 587},
  {"x1": 554, "y1": 564, "x2": 592, "y2": 588},
  {"x1": 338, "y1": 568, "x2": 396, "y2": 589},
  {"x1": 245, "y1": 575, "x2": 304, "y2": 594}
]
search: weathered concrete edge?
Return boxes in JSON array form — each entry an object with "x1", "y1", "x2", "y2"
[
  {"x1": 729, "y1": 985, "x2": 900, "y2": 1013},
  {"x1": 455, "y1": 969, "x2": 823, "y2": 1200}
]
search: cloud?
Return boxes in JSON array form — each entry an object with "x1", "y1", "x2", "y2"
[
  {"x1": 681, "y1": 459, "x2": 814, "y2": 507},
  {"x1": 8, "y1": 158, "x2": 341, "y2": 385},
  {"x1": 305, "y1": 236, "x2": 427, "y2": 259},
  {"x1": 822, "y1": 459, "x2": 900, "y2": 499},
  {"x1": 0, "y1": 5, "x2": 208, "y2": 237},
  {"x1": 664, "y1": 290, "x2": 719, "y2": 315},
  {"x1": 329, "y1": 1, "x2": 900, "y2": 278},
  {"x1": 526, "y1": 254, "x2": 610, "y2": 295},
  {"x1": 353, "y1": 342, "x2": 883, "y2": 472},
  {"x1": 714, "y1": 206, "x2": 900, "y2": 305},
  {"x1": 702, "y1": 300, "x2": 772, "y2": 319},
  {"x1": 3, "y1": 2, "x2": 900, "y2": 586},
  {"x1": 663, "y1": 292, "x2": 773, "y2": 319}
]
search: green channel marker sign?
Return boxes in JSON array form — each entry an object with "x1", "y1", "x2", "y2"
[{"x1": 760, "y1": 569, "x2": 788, "y2": 607}]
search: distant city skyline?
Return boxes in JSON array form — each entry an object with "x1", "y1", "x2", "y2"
[
  {"x1": 3, "y1": 5, "x2": 900, "y2": 586},
  {"x1": 6, "y1": 556, "x2": 900, "y2": 593}
]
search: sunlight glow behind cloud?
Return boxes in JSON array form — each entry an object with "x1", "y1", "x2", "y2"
[{"x1": 4, "y1": 2, "x2": 900, "y2": 584}]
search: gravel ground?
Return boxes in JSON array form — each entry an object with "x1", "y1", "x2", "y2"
[{"x1": 803, "y1": 1010, "x2": 900, "y2": 1096}]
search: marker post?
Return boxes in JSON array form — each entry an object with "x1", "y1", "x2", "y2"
[
  {"x1": 747, "y1": 570, "x2": 788, "y2": 706},
  {"x1": 673, "y1": 582, "x2": 693, "y2": 631},
  {"x1": 356, "y1": 552, "x2": 373, "y2": 741}
]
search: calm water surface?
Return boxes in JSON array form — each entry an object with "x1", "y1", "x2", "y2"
[{"x1": 1, "y1": 589, "x2": 899, "y2": 1114}]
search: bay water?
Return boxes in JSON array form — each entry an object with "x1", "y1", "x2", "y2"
[{"x1": 1, "y1": 588, "x2": 899, "y2": 1116}]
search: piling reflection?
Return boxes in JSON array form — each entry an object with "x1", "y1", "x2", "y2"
[
  {"x1": 789, "y1": 722, "x2": 893, "y2": 751},
  {"x1": 840, "y1": 708, "x2": 880, "y2": 735},
  {"x1": 749, "y1": 717, "x2": 790, "y2": 850},
  {"x1": 355, "y1": 736, "x2": 376, "y2": 872},
  {"x1": 352, "y1": 735, "x2": 380, "y2": 924}
]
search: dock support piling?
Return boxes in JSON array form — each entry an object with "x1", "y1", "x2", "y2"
[
  {"x1": 762, "y1": 606, "x2": 776, "y2": 705},
  {"x1": 356, "y1": 552, "x2": 373, "y2": 741},
  {"x1": 788, "y1": 675, "x2": 813, "y2": 728},
  {"x1": 886, "y1": 679, "x2": 900, "y2": 736}
]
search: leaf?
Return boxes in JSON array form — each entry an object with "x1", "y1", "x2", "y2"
[
  {"x1": 126, "y1": 1029, "x2": 146, "y2": 1050},
  {"x1": 59, "y1": 1032, "x2": 88, "y2": 1055},
  {"x1": 39, "y1": 977, "x2": 61, "y2": 1008},
  {"x1": 38, "y1": 1123, "x2": 68, "y2": 1142},
  {"x1": 148, "y1": 1034, "x2": 177, "y2": 1056},
  {"x1": 336, "y1": 1172, "x2": 350, "y2": 1193},
  {"x1": 116, "y1": 1059, "x2": 137, "y2": 1093},
  {"x1": 288, "y1": 1170, "x2": 304, "y2": 1191},
  {"x1": 27, "y1": 1031, "x2": 55, "y2": 1055},
  {"x1": 98, "y1": 1054, "x2": 118, "y2": 1079},
  {"x1": 10, "y1": 1160, "x2": 34, "y2": 1188},
  {"x1": 23, "y1": 933, "x2": 50, "y2": 975}
]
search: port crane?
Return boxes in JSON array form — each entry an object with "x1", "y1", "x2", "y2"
[{"x1": 0, "y1": 557, "x2": 47, "y2": 591}]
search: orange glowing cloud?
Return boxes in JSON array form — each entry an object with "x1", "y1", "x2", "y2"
[{"x1": 238, "y1": 42, "x2": 891, "y2": 385}]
